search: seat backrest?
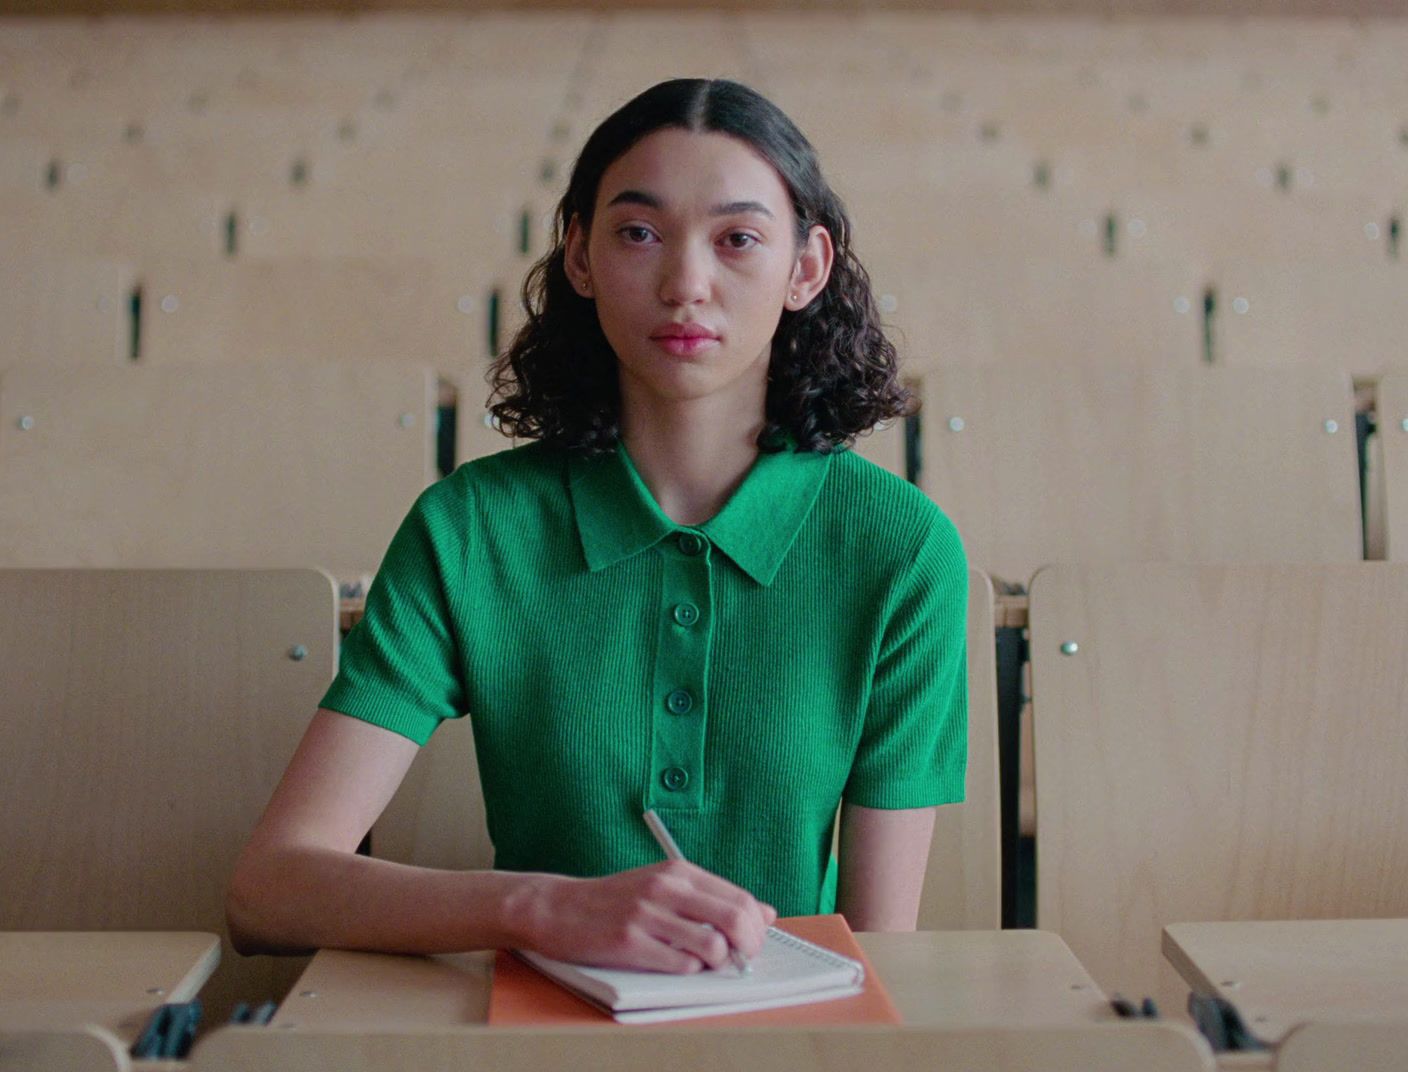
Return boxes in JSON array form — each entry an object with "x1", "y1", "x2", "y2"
[
  {"x1": 1029, "y1": 562, "x2": 1408, "y2": 1012},
  {"x1": 917, "y1": 363, "x2": 1362, "y2": 586},
  {"x1": 1210, "y1": 258, "x2": 1408, "y2": 378},
  {"x1": 878, "y1": 254, "x2": 1205, "y2": 370},
  {"x1": 189, "y1": 1023, "x2": 1214, "y2": 1072},
  {"x1": 0, "y1": 360, "x2": 435, "y2": 581},
  {"x1": 920, "y1": 568, "x2": 1001, "y2": 929},
  {"x1": 0, "y1": 568, "x2": 339, "y2": 1019},
  {"x1": 1372, "y1": 369, "x2": 1408, "y2": 561},
  {"x1": 137, "y1": 256, "x2": 495, "y2": 368},
  {"x1": 0, "y1": 257, "x2": 134, "y2": 367}
]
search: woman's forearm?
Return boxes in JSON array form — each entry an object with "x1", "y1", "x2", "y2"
[{"x1": 226, "y1": 843, "x2": 552, "y2": 956}]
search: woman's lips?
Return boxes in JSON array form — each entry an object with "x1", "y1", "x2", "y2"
[{"x1": 652, "y1": 335, "x2": 720, "y2": 357}]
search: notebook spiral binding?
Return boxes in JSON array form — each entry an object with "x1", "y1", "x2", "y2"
[{"x1": 766, "y1": 927, "x2": 865, "y2": 976}]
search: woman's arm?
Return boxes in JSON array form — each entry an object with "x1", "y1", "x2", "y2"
[
  {"x1": 835, "y1": 802, "x2": 937, "y2": 932},
  {"x1": 227, "y1": 708, "x2": 775, "y2": 971}
]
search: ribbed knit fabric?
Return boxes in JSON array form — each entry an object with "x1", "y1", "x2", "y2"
[{"x1": 321, "y1": 438, "x2": 968, "y2": 916}]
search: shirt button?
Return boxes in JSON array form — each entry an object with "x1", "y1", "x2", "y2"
[
  {"x1": 665, "y1": 688, "x2": 694, "y2": 715},
  {"x1": 673, "y1": 602, "x2": 699, "y2": 627},
  {"x1": 662, "y1": 767, "x2": 690, "y2": 791},
  {"x1": 677, "y1": 532, "x2": 705, "y2": 556}
]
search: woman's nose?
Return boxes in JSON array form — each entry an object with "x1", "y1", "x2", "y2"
[{"x1": 658, "y1": 242, "x2": 711, "y2": 305}]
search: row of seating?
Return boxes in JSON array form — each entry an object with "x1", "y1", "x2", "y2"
[
  {"x1": 6, "y1": 560, "x2": 1407, "y2": 1050},
  {"x1": 3, "y1": 360, "x2": 1407, "y2": 580},
  {"x1": 17, "y1": 1017, "x2": 1408, "y2": 1071},
  {"x1": 7, "y1": 252, "x2": 1406, "y2": 376},
  {"x1": 6, "y1": 14, "x2": 1408, "y2": 1065}
]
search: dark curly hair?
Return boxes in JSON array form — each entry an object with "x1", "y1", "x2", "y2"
[{"x1": 488, "y1": 77, "x2": 913, "y2": 457}]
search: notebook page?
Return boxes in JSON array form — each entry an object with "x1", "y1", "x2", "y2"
[{"x1": 516, "y1": 925, "x2": 864, "y2": 1012}]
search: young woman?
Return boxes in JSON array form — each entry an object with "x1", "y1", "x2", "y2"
[{"x1": 227, "y1": 78, "x2": 967, "y2": 976}]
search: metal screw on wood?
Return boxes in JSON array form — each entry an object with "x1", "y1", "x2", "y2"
[
  {"x1": 948, "y1": 417, "x2": 966, "y2": 432},
  {"x1": 398, "y1": 413, "x2": 416, "y2": 428},
  {"x1": 1324, "y1": 419, "x2": 1339, "y2": 434},
  {"x1": 1060, "y1": 641, "x2": 1080, "y2": 656},
  {"x1": 18, "y1": 416, "x2": 35, "y2": 431},
  {"x1": 288, "y1": 645, "x2": 308, "y2": 662}
]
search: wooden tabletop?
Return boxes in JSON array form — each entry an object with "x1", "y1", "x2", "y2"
[
  {"x1": 1163, "y1": 919, "x2": 1408, "y2": 1046},
  {"x1": 273, "y1": 929, "x2": 1107, "y2": 1030},
  {"x1": 0, "y1": 931, "x2": 220, "y2": 1043}
]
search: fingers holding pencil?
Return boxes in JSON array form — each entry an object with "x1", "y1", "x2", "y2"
[{"x1": 511, "y1": 860, "x2": 775, "y2": 974}]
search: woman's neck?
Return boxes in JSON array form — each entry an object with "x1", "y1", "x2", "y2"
[{"x1": 619, "y1": 378, "x2": 767, "y2": 528}]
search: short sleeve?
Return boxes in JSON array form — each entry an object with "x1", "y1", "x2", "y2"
[
  {"x1": 319, "y1": 483, "x2": 468, "y2": 746},
  {"x1": 844, "y1": 512, "x2": 968, "y2": 808}
]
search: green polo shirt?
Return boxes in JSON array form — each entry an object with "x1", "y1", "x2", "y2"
[{"x1": 321, "y1": 438, "x2": 968, "y2": 916}]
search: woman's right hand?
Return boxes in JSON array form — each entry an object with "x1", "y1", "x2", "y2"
[{"x1": 510, "y1": 860, "x2": 777, "y2": 973}]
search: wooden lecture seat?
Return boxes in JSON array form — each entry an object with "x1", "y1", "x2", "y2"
[
  {"x1": 0, "y1": 360, "x2": 436, "y2": 582},
  {"x1": 1105, "y1": 188, "x2": 1398, "y2": 265},
  {"x1": 0, "y1": 932, "x2": 219, "y2": 1044},
  {"x1": 0, "y1": 568, "x2": 339, "y2": 1021},
  {"x1": 0, "y1": 1027, "x2": 130, "y2": 1072},
  {"x1": 1030, "y1": 562, "x2": 1408, "y2": 1014},
  {"x1": 916, "y1": 363, "x2": 1362, "y2": 587},
  {"x1": 1376, "y1": 369, "x2": 1408, "y2": 561},
  {"x1": 0, "y1": 186, "x2": 228, "y2": 262},
  {"x1": 0, "y1": 257, "x2": 135, "y2": 366},
  {"x1": 874, "y1": 254, "x2": 1205, "y2": 369},
  {"x1": 136, "y1": 256, "x2": 494, "y2": 367},
  {"x1": 1276, "y1": 1019, "x2": 1408, "y2": 1072},
  {"x1": 1162, "y1": 918, "x2": 1408, "y2": 1048},
  {"x1": 1210, "y1": 258, "x2": 1408, "y2": 379}
]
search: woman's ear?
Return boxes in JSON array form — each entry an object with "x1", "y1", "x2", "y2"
[
  {"x1": 564, "y1": 214, "x2": 594, "y2": 298},
  {"x1": 785, "y1": 224, "x2": 835, "y2": 312}
]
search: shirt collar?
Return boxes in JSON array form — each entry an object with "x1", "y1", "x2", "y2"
[{"x1": 568, "y1": 438, "x2": 832, "y2": 587}]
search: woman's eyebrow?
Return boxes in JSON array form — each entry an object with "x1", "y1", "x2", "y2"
[
  {"x1": 606, "y1": 189, "x2": 662, "y2": 209},
  {"x1": 604, "y1": 190, "x2": 775, "y2": 219},
  {"x1": 710, "y1": 200, "x2": 774, "y2": 219}
]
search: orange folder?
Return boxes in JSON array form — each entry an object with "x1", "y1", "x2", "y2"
[{"x1": 487, "y1": 914, "x2": 902, "y2": 1026}]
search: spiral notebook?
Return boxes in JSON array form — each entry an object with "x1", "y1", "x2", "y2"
[{"x1": 489, "y1": 914, "x2": 901, "y2": 1026}]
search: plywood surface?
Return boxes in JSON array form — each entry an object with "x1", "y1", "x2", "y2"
[
  {"x1": 0, "y1": 569, "x2": 339, "y2": 1019},
  {"x1": 1163, "y1": 919, "x2": 1408, "y2": 1045},
  {"x1": 1031, "y1": 563, "x2": 1408, "y2": 1014},
  {"x1": 0, "y1": 932, "x2": 218, "y2": 1043},
  {"x1": 0, "y1": 361, "x2": 435, "y2": 580},
  {"x1": 919, "y1": 364, "x2": 1362, "y2": 583},
  {"x1": 271, "y1": 930, "x2": 1109, "y2": 1032}
]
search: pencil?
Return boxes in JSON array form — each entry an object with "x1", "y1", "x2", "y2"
[{"x1": 642, "y1": 808, "x2": 752, "y2": 975}]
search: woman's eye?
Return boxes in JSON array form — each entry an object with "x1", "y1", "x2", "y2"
[
  {"x1": 723, "y1": 232, "x2": 758, "y2": 250},
  {"x1": 620, "y1": 226, "x2": 654, "y2": 243}
]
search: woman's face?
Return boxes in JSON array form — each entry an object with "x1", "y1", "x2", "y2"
[{"x1": 566, "y1": 128, "x2": 831, "y2": 411}]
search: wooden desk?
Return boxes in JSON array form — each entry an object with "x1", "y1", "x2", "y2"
[
  {"x1": 272, "y1": 930, "x2": 1108, "y2": 1030},
  {"x1": 1163, "y1": 919, "x2": 1408, "y2": 1046},
  {"x1": 0, "y1": 931, "x2": 219, "y2": 1044}
]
